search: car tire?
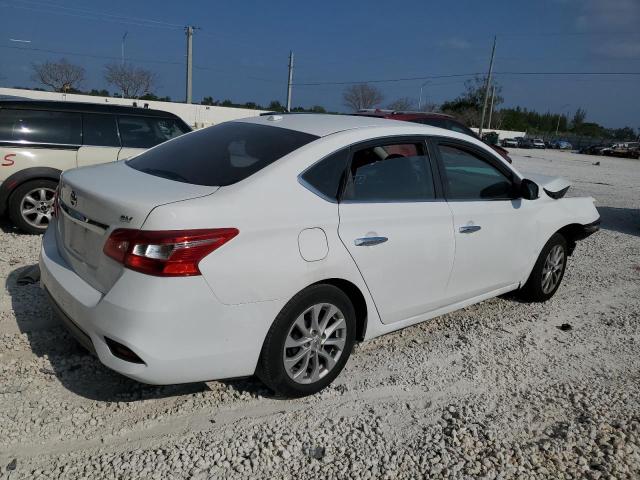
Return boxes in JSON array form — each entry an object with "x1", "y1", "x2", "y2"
[
  {"x1": 257, "y1": 284, "x2": 356, "y2": 398},
  {"x1": 8, "y1": 179, "x2": 58, "y2": 234},
  {"x1": 518, "y1": 233, "x2": 568, "y2": 302}
]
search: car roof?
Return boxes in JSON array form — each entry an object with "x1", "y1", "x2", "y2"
[
  {"x1": 353, "y1": 110, "x2": 454, "y2": 120},
  {"x1": 0, "y1": 99, "x2": 183, "y2": 119},
  {"x1": 235, "y1": 113, "x2": 437, "y2": 137}
]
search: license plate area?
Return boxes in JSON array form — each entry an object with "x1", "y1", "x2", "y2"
[{"x1": 62, "y1": 215, "x2": 102, "y2": 268}]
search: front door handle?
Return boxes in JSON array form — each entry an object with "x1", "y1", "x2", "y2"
[
  {"x1": 354, "y1": 236, "x2": 388, "y2": 246},
  {"x1": 459, "y1": 225, "x2": 481, "y2": 234}
]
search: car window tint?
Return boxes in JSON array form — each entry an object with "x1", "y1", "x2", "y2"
[
  {"x1": 438, "y1": 144, "x2": 513, "y2": 200},
  {"x1": 0, "y1": 108, "x2": 81, "y2": 144},
  {"x1": 300, "y1": 149, "x2": 348, "y2": 201},
  {"x1": 128, "y1": 122, "x2": 318, "y2": 186},
  {"x1": 82, "y1": 113, "x2": 120, "y2": 147},
  {"x1": 343, "y1": 142, "x2": 435, "y2": 202},
  {"x1": 118, "y1": 116, "x2": 189, "y2": 148}
]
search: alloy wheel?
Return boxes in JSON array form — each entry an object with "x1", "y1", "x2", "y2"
[
  {"x1": 283, "y1": 303, "x2": 347, "y2": 384},
  {"x1": 20, "y1": 187, "x2": 55, "y2": 230},
  {"x1": 541, "y1": 244, "x2": 565, "y2": 294}
]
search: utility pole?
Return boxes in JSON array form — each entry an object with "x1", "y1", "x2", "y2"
[
  {"x1": 185, "y1": 26, "x2": 194, "y2": 104},
  {"x1": 555, "y1": 103, "x2": 570, "y2": 135},
  {"x1": 418, "y1": 81, "x2": 429, "y2": 111},
  {"x1": 121, "y1": 32, "x2": 128, "y2": 98},
  {"x1": 121, "y1": 32, "x2": 128, "y2": 66},
  {"x1": 286, "y1": 51, "x2": 294, "y2": 112},
  {"x1": 488, "y1": 85, "x2": 496, "y2": 130},
  {"x1": 479, "y1": 36, "x2": 496, "y2": 136}
]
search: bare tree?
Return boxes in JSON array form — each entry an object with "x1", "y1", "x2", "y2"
[
  {"x1": 31, "y1": 58, "x2": 85, "y2": 92},
  {"x1": 386, "y1": 97, "x2": 416, "y2": 111},
  {"x1": 342, "y1": 83, "x2": 384, "y2": 111},
  {"x1": 104, "y1": 63, "x2": 156, "y2": 98}
]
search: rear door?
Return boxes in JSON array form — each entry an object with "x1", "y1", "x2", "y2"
[
  {"x1": 77, "y1": 113, "x2": 121, "y2": 167},
  {"x1": 117, "y1": 115, "x2": 190, "y2": 160},
  {"x1": 337, "y1": 137, "x2": 455, "y2": 325},
  {"x1": 433, "y1": 139, "x2": 535, "y2": 301}
]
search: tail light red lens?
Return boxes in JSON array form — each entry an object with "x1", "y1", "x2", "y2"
[{"x1": 103, "y1": 228, "x2": 239, "y2": 276}]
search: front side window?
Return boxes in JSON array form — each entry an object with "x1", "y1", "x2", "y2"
[
  {"x1": 342, "y1": 142, "x2": 435, "y2": 202},
  {"x1": 118, "y1": 116, "x2": 190, "y2": 148},
  {"x1": 0, "y1": 108, "x2": 81, "y2": 145},
  {"x1": 438, "y1": 144, "x2": 514, "y2": 200},
  {"x1": 128, "y1": 122, "x2": 318, "y2": 186},
  {"x1": 82, "y1": 114, "x2": 120, "y2": 147}
]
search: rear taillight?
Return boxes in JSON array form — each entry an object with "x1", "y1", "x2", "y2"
[{"x1": 103, "y1": 228, "x2": 239, "y2": 277}]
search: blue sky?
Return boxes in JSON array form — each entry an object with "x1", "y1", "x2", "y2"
[{"x1": 1, "y1": 0, "x2": 639, "y2": 128}]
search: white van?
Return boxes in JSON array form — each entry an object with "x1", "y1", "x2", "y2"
[{"x1": 0, "y1": 100, "x2": 191, "y2": 233}]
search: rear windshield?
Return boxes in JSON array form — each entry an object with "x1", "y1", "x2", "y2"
[{"x1": 127, "y1": 122, "x2": 318, "y2": 186}]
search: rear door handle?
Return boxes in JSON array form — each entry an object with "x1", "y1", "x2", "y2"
[
  {"x1": 354, "y1": 236, "x2": 388, "y2": 246},
  {"x1": 459, "y1": 225, "x2": 481, "y2": 234}
]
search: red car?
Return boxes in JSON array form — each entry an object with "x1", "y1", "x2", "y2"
[{"x1": 352, "y1": 110, "x2": 512, "y2": 163}]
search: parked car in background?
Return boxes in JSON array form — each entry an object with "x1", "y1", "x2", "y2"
[
  {"x1": 531, "y1": 138, "x2": 546, "y2": 149},
  {"x1": 603, "y1": 142, "x2": 640, "y2": 159},
  {"x1": 551, "y1": 140, "x2": 573, "y2": 150},
  {"x1": 519, "y1": 138, "x2": 534, "y2": 149},
  {"x1": 0, "y1": 100, "x2": 191, "y2": 233},
  {"x1": 40, "y1": 114, "x2": 600, "y2": 397},
  {"x1": 579, "y1": 144, "x2": 612, "y2": 155},
  {"x1": 501, "y1": 138, "x2": 519, "y2": 148},
  {"x1": 352, "y1": 110, "x2": 512, "y2": 163}
]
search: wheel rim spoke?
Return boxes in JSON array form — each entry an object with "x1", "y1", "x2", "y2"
[
  {"x1": 541, "y1": 245, "x2": 565, "y2": 294},
  {"x1": 283, "y1": 302, "x2": 347, "y2": 385}
]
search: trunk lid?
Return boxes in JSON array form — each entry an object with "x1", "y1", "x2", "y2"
[{"x1": 56, "y1": 161, "x2": 218, "y2": 293}]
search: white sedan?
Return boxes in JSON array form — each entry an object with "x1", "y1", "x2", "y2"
[{"x1": 40, "y1": 114, "x2": 600, "y2": 397}]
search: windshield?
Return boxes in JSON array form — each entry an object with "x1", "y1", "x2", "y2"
[{"x1": 127, "y1": 122, "x2": 318, "y2": 186}]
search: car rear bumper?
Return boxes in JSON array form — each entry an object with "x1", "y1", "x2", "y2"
[{"x1": 39, "y1": 225, "x2": 282, "y2": 385}]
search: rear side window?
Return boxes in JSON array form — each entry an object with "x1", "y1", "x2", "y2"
[
  {"x1": 343, "y1": 142, "x2": 435, "y2": 202},
  {"x1": 128, "y1": 122, "x2": 318, "y2": 186},
  {"x1": 118, "y1": 116, "x2": 189, "y2": 148},
  {"x1": 0, "y1": 108, "x2": 81, "y2": 145},
  {"x1": 300, "y1": 149, "x2": 349, "y2": 201},
  {"x1": 82, "y1": 114, "x2": 120, "y2": 147}
]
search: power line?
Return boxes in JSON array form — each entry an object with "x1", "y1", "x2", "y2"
[
  {"x1": 2, "y1": 0, "x2": 183, "y2": 30},
  {"x1": 0, "y1": 44, "x2": 282, "y2": 82},
  {"x1": 0, "y1": 44, "x2": 184, "y2": 66},
  {"x1": 293, "y1": 71, "x2": 640, "y2": 86}
]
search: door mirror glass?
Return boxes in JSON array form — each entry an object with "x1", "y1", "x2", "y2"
[{"x1": 520, "y1": 178, "x2": 539, "y2": 200}]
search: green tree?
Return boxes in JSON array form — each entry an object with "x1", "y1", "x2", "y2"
[{"x1": 440, "y1": 76, "x2": 503, "y2": 127}]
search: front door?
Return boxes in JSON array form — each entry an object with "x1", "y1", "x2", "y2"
[
  {"x1": 434, "y1": 140, "x2": 535, "y2": 302},
  {"x1": 338, "y1": 138, "x2": 455, "y2": 325}
]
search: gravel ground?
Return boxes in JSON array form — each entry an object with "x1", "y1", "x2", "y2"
[{"x1": 0, "y1": 149, "x2": 638, "y2": 479}]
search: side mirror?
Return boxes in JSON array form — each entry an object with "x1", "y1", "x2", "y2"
[{"x1": 519, "y1": 179, "x2": 539, "y2": 200}]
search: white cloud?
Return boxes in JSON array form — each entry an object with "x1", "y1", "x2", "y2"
[
  {"x1": 439, "y1": 38, "x2": 471, "y2": 50},
  {"x1": 594, "y1": 40, "x2": 640, "y2": 59},
  {"x1": 576, "y1": 0, "x2": 640, "y2": 30}
]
